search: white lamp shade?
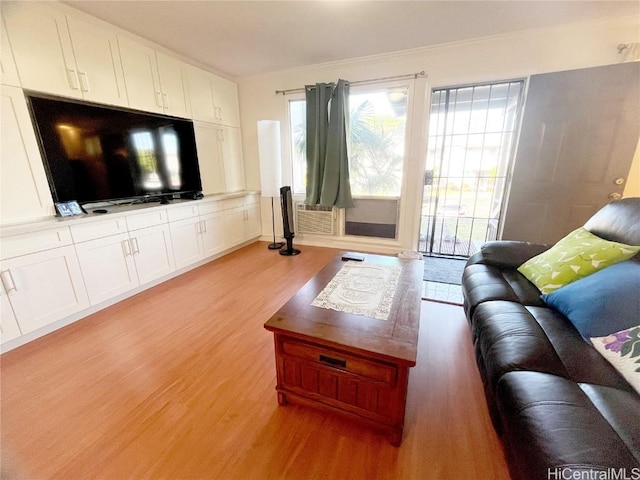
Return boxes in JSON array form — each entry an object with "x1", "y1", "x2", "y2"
[{"x1": 257, "y1": 120, "x2": 282, "y2": 198}]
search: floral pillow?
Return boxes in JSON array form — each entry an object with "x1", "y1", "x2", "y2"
[
  {"x1": 518, "y1": 227, "x2": 640, "y2": 294},
  {"x1": 591, "y1": 326, "x2": 640, "y2": 395}
]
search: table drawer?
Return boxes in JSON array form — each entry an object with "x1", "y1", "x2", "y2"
[{"x1": 281, "y1": 338, "x2": 396, "y2": 385}]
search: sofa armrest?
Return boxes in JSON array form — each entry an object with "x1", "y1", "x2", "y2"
[{"x1": 467, "y1": 241, "x2": 551, "y2": 269}]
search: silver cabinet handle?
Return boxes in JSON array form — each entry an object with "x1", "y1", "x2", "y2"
[
  {"x1": 66, "y1": 68, "x2": 80, "y2": 90},
  {"x1": 122, "y1": 239, "x2": 132, "y2": 256},
  {"x1": 155, "y1": 91, "x2": 163, "y2": 108},
  {"x1": 195, "y1": 221, "x2": 201, "y2": 234},
  {"x1": 201, "y1": 220, "x2": 207, "y2": 233},
  {"x1": 1, "y1": 270, "x2": 17, "y2": 293},
  {"x1": 131, "y1": 237, "x2": 140, "y2": 254},
  {"x1": 162, "y1": 93, "x2": 168, "y2": 109},
  {"x1": 78, "y1": 71, "x2": 89, "y2": 92}
]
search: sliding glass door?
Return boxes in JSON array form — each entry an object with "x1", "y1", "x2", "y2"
[{"x1": 419, "y1": 80, "x2": 524, "y2": 257}]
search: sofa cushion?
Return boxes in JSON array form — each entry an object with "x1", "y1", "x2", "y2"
[
  {"x1": 592, "y1": 325, "x2": 640, "y2": 394},
  {"x1": 542, "y1": 260, "x2": 640, "y2": 339},
  {"x1": 462, "y1": 263, "x2": 544, "y2": 318},
  {"x1": 517, "y1": 227, "x2": 640, "y2": 294},
  {"x1": 471, "y1": 302, "x2": 635, "y2": 394},
  {"x1": 496, "y1": 371, "x2": 640, "y2": 480}
]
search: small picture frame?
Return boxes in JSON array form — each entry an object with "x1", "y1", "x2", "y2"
[{"x1": 55, "y1": 201, "x2": 84, "y2": 217}]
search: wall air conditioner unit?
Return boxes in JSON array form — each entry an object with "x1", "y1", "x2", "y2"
[{"x1": 295, "y1": 203, "x2": 336, "y2": 235}]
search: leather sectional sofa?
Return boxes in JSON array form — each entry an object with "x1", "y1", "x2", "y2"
[{"x1": 461, "y1": 198, "x2": 640, "y2": 480}]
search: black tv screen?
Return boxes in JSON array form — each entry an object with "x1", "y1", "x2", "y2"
[{"x1": 27, "y1": 94, "x2": 202, "y2": 205}]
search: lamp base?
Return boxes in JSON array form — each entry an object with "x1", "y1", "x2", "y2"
[
  {"x1": 279, "y1": 247, "x2": 301, "y2": 256},
  {"x1": 268, "y1": 242, "x2": 284, "y2": 250}
]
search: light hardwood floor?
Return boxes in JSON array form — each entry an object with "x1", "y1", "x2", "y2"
[{"x1": 1, "y1": 242, "x2": 510, "y2": 480}]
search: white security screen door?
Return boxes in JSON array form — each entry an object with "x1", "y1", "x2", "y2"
[{"x1": 419, "y1": 81, "x2": 524, "y2": 257}]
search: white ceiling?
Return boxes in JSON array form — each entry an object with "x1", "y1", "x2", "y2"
[{"x1": 64, "y1": 1, "x2": 640, "y2": 78}]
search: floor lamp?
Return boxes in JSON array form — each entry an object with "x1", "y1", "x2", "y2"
[{"x1": 257, "y1": 120, "x2": 284, "y2": 250}]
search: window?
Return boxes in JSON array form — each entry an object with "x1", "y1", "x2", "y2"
[{"x1": 288, "y1": 85, "x2": 409, "y2": 198}]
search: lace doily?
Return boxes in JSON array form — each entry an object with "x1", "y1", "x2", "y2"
[{"x1": 311, "y1": 262, "x2": 402, "y2": 320}]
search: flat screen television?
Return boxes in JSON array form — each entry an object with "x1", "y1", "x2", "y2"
[{"x1": 27, "y1": 94, "x2": 202, "y2": 206}]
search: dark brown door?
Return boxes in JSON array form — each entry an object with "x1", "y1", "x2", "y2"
[{"x1": 502, "y1": 62, "x2": 640, "y2": 244}]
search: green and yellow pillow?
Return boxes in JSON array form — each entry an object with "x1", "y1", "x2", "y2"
[{"x1": 517, "y1": 227, "x2": 640, "y2": 294}]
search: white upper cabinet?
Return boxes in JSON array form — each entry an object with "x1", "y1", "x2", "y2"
[
  {"x1": 119, "y1": 36, "x2": 190, "y2": 118},
  {"x1": 194, "y1": 122, "x2": 245, "y2": 194},
  {"x1": 1, "y1": 17, "x2": 20, "y2": 87},
  {"x1": 155, "y1": 51, "x2": 191, "y2": 118},
  {"x1": 3, "y1": 3, "x2": 127, "y2": 106},
  {"x1": 187, "y1": 66, "x2": 216, "y2": 123},
  {"x1": 3, "y1": 3, "x2": 80, "y2": 98},
  {"x1": 211, "y1": 74, "x2": 241, "y2": 127},
  {"x1": 65, "y1": 16, "x2": 128, "y2": 106},
  {"x1": 187, "y1": 65, "x2": 240, "y2": 127},
  {"x1": 194, "y1": 122, "x2": 226, "y2": 195},
  {"x1": 118, "y1": 36, "x2": 162, "y2": 113},
  {"x1": 220, "y1": 126, "x2": 246, "y2": 192},
  {"x1": 1, "y1": 85, "x2": 54, "y2": 224}
]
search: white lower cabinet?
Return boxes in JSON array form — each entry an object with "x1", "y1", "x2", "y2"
[
  {"x1": 224, "y1": 204, "x2": 261, "y2": 247},
  {"x1": 0, "y1": 193, "x2": 259, "y2": 348},
  {"x1": 0, "y1": 245, "x2": 89, "y2": 335},
  {"x1": 1, "y1": 289, "x2": 22, "y2": 343},
  {"x1": 244, "y1": 204, "x2": 262, "y2": 239},
  {"x1": 129, "y1": 224, "x2": 175, "y2": 285},
  {"x1": 201, "y1": 211, "x2": 227, "y2": 257},
  {"x1": 224, "y1": 208, "x2": 245, "y2": 247},
  {"x1": 170, "y1": 217, "x2": 204, "y2": 270},
  {"x1": 75, "y1": 233, "x2": 139, "y2": 306},
  {"x1": 75, "y1": 224, "x2": 175, "y2": 305}
]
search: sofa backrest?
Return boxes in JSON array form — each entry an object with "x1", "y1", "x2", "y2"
[{"x1": 584, "y1": 197, "x2": 640, "y2": 246}]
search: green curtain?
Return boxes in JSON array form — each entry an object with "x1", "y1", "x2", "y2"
[{"x1": 305, "y1": 80, "x2": 354, "y2": 208}]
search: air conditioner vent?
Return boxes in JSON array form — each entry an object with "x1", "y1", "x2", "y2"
[{"x1": 295, "y1": 203, "x2": 335, "y2": 235}]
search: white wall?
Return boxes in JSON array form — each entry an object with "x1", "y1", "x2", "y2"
[{"x1": 238, "y1": 16, "x2": 640, "y2": 252}]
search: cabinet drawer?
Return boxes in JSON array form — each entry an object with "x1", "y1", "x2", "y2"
[
  {"x1": 198, "y1": 200, "x2": 225, "y2": 216},
  {"x1": 70, "y1": 218, "x2": 128, "y2": 243},
  {"x1": 281, "y1": 339, "x2": 397, "y2": 385},
  {"x1": 1, "y1": 227, "x2": 72, "y2": 259},
  {"x1": 243, "y1": 193, "x2": 259, "y2": 206},
  {"x1": 224, "y1": 197, "x2": 245, "y2": 210},
  {"x1": 167, "y1": 205, "x2": 199, "y2": 222},
  {"x1": 126, "y1": 209, "x2": 167, "y2": 231}
]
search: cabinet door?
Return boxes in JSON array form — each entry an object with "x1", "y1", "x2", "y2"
[
  {"x1": 211, "y1": 74, "x2": 240, "y2": 127},
  {"x1": 156, "y1": 52, "x2": 190, "y2": 118},
  {"x1": 1, "y1": 246, "x2": 90, "y2": 335},
  {"x1": 224, "y1": 208, "x2": 245, "y2": 248},
  {"x1": 3, "y1": 3, "x2": 80, "y2": 98},
  {"x1": 1, "y1": 86, "x2": 55, "y2": 224},
  {"x1": 118, "y1": 36, "x2": 163, "y2": 113},
  {"x1": 169, "y1": 217, "x2": 203, "y2": 269},
  {"x1": 244, "y1": 204, "x2": 262, "y2": 240},
  {"x1": 75, "y1": 233, "x2": 139, "y2": 306},
  {"x1": 201, "y1": 212, "x2": 226, "y2": 257},
  {"x1": 194, "y1": 122, "x2": 226, "y2": 195},
  {"x1": 66, "y1": 16, "x2": 128, "y2": 107},
  {"x1": 1, "y1": 17, "x2": 21, "y2": 87},
  {"x1": 130, "y1": 224, "x2": 175, "y2": 285},
  {"x1": 0, "y1": 288, "x2": 22, "y2": 344},
  {"x1": 220, "y1": 126, "x2": 246, "y2": 192},
  {"x1": 187, "y1": 66, "x2": 216, "y2": 123}
]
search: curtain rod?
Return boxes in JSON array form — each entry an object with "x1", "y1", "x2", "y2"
[{"x1": 275, "y1": 71, "x2": 426, "y2": 96}]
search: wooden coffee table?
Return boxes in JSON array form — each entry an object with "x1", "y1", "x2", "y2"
[{"x1": 264, "y1": 252, "x2": 422, "y2": 445}]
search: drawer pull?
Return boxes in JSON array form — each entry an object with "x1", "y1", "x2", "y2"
[{"x1": 319, "y1": 354, "x2": 346, "y2": 369}]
